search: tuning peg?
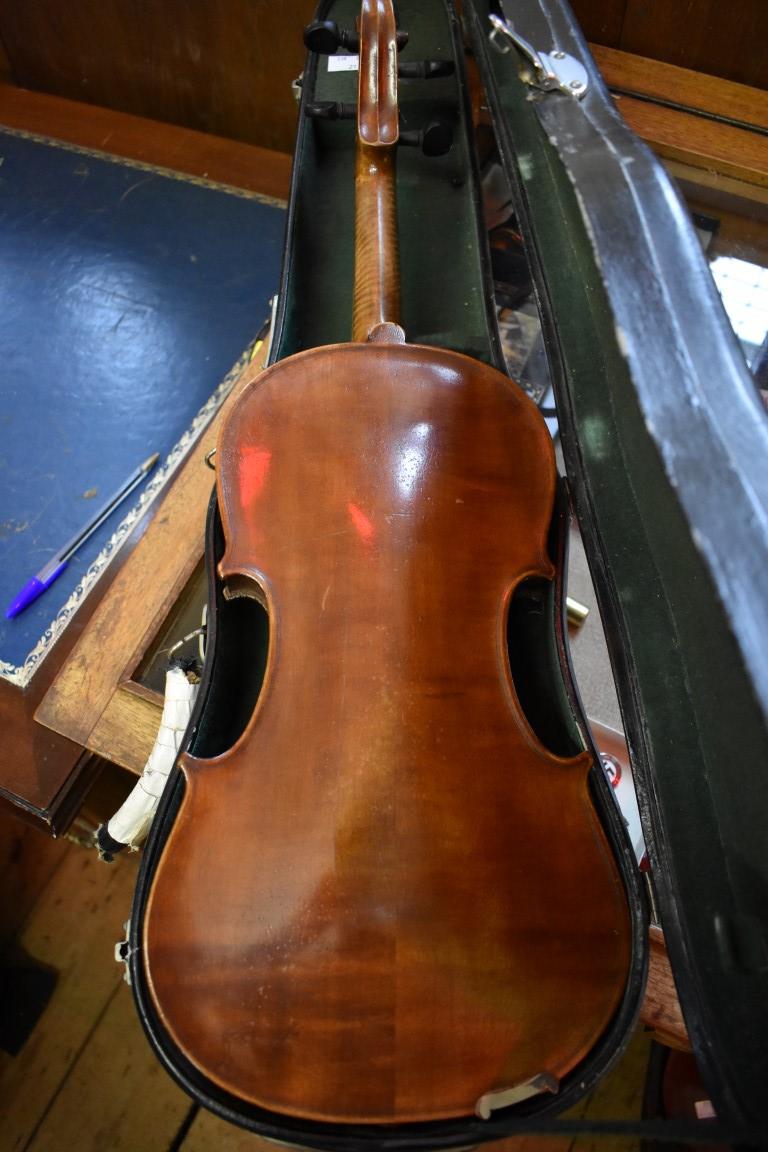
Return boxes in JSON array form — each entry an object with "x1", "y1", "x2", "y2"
[
  {"x1": 398, "y1": 60, "x2": 455, "y2": 80},
  {"x1": 303, "y1": 20, "x2": 408, "y2": 55},
  {"x1": 303, "y1": 20, "x2": 358, "y2": 54},
  {"x1": 304, "y1": 104, "x2": 454, "y2": 158},
  {"x1": 304, "y1": 101, "x2": 356, "y2": 121},
  {"x1": 399, "y1": 120, "x2": 453, "y2": 157}
]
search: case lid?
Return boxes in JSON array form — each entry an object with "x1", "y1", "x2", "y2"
[{"x1": 467, "y1": 0, "x2": 768, "y2": 1128}]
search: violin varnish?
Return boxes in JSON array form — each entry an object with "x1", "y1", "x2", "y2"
[
  {"x1": 139, "y1": 0, "x2": 636, "y2": 1131},
  {"x1": 352, "y1": 0, "x2": 400, "y2": 341},
  {"x1": 352, "y1": 144, "x2": 400, "y2": 341},
  {"x1": 143, "y1": 343, "x2": 632, "y2": 1125}
]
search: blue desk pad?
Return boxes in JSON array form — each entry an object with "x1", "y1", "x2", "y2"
[{"x1": 0, "y1": 128, "x2": 285, "y2": 685}]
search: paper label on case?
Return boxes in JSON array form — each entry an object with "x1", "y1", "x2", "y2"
[{"x1": 328, "y1": 55, "x2": 359, "y2": 72}]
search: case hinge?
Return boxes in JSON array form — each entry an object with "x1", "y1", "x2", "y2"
[{"x1": 489, "y1": 10, "x2": 588, "y2": 99}]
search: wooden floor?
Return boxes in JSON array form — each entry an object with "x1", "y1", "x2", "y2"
[{"x1": 0, "y1": 809, "x2": 651, "y2": 1152}]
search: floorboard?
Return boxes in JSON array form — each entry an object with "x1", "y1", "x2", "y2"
[
  {"x1": 0, "y1": 843, "x2": 138, "y2": 1151},
  {"x1": 26, "y1": 983, "x2": 189, "y2": 1152},
  {"x1": 0, "y1": 810, "x2": 70, "y2": 951},
  {"x1": 0, "y1": 800, "x2": 651, "y2": 1152},
  {"x1": 571, "y1": 1028, "x2": 652, "y2": 1152},
  {"x1": 181, "y1": 1107, "x2": 279, "y2": 1152}
]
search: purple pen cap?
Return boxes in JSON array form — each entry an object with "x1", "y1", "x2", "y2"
[{"x1": 5, "y1": 559, "x2": 68, "y2": 619}]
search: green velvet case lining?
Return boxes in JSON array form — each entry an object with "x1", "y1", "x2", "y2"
[{"x1": 272, "y1": 0, "x2": 501, "y2": 364}]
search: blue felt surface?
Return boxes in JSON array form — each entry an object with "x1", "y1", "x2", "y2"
[{"x1": 0, "y1": 130, "x2": 285, "y2": 674}]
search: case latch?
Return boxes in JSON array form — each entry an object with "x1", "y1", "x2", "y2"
[{"x1": 488, "y1": 10, "x2": 588, "y2": 99}]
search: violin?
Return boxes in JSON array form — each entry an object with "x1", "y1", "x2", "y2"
[{"x1": 139, "y1": 0, "x2": 636, "y2": 1137}]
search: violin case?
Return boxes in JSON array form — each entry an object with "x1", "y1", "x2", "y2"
[{"x1": 128, "y1": 0, "x2": 768, "y2": 1145}]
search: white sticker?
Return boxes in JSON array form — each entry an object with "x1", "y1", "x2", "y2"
[{"x1": 327, "y1": 54, "x2": 359, "y2": 72}]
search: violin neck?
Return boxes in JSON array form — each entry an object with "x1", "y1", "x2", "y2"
[{"x1": 352, "y1": 0, "x2": 401, "y2": 342}]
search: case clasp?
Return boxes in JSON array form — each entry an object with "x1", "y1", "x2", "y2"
[{"x1": 488, "y1": 12, "x2": 588, "y2": 99}]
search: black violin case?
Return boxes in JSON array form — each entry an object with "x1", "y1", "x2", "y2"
[
  {"x1": 466, "y1": 0, "x2": 768, "y2": 1137},
  {"x1": 128, "y1": 0, "x2": 768, "y2": 1145}
]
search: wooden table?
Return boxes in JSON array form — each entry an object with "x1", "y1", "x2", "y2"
[{"x1": 0, "y1": 83, "x2": 290, "y2": 833}]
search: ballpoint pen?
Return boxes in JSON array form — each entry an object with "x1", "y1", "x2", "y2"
[{"x1": 4, "y1": 451, "x2": 160, "y2": 620}]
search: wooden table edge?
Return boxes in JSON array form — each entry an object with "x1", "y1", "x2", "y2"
[{"x1": 0, "y1": 82, "x2": 293, "y2": 201}]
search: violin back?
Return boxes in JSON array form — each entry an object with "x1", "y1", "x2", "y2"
[
  {"x1": 139, "y1": 344, "x2": 636, "y2": 1126},
  {"x1": 129, "y1": 1, "x2": 645, "y2": 1144}
]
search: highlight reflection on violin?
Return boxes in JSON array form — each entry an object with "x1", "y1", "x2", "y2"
[{"x1": 139, "y1": 0, "x2": 636, "y2": 1135}]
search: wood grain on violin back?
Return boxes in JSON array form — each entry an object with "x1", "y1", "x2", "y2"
[{"x1": 143, "y1": 343, "x2": 632, "y2": 1124}]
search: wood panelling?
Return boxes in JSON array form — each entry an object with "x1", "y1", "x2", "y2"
[
  {"x1": 0, "y1": 1, "x2": 764, "y2": 153},
  {"x1": 618, "y1": 0, "x2": 768, "y2": 91},
  {"x1": 0, "y1": 0, "x2": 315, "y2": 154},
  {"x1": 0, "y1": 30, "x2": 11, "y2": 80},
  {"x1": 592, "y1": 45, "x2": 768, "y2": 131},
  {"x1": 584, "y1": 45, "x2": 768, "y2": 194},
  {"x1": 613, "y1": 94, "x2": 768, "y2": 188},
  {"x1": 570, "y1": 0, "x2": 627, "y2": 46},
  {"x1": 573, "y1": 0, "x2": 768, "y2": 89}
]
